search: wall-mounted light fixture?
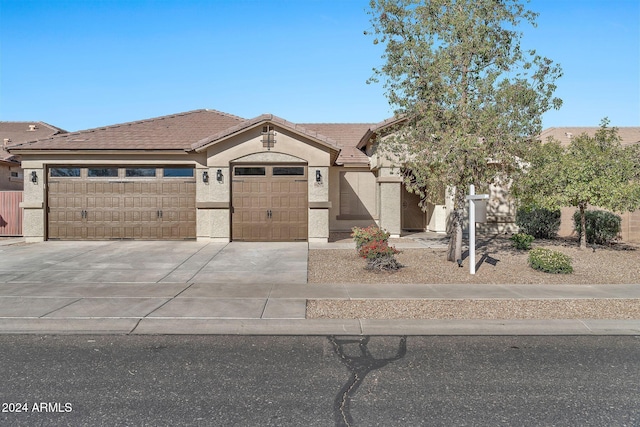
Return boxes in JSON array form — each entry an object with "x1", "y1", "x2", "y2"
[
  {"x1": 202, "y1": 170, "x2": 209, "y2": 183},
  {"x1": 31, "y1": 171, "x2": 38, "y2": 183},
  {"x1": 315, "y1": 170, "x2": 322, "y2": 183},
  {"x1": 216, "y1": 169, "x2": 223, "y2": 182}
]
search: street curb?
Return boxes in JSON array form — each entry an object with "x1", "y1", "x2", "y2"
[{"x1": 0, "y1": 318, "x2": 638, "y2": 336}]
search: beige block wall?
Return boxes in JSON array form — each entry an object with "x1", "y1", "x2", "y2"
[{"x1": 559, "y1": 206, "x2": 640, "y2": 243}]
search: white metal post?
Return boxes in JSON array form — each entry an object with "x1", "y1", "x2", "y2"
[
  {"x1": 469, "y1": 185, "x2": 475, "y2": 274},
  {"x1": 465, "y1": 185, "x2": 489, "y2": 275}
]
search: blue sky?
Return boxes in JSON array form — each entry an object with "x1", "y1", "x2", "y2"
[{"x1": 0, "y1": 0, "x2": 638, "y2": 132}]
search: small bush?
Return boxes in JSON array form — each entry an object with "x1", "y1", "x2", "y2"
[
  {"x1": 573, "y1": 210, "x2": 621, "y2": 245},
  {"x1": 351, "y1": 225, "x2": 390, "y2": 250},
  {"x1": 352, "y1": 227, "x2": 402, "y2": 271},
  {"x1": 516, "y1": 206, "x2": 561, "y2": 239},
  {"x1": 510, "y1": 233, "x2": 535, "y2": 250},
  {"x1": 528, "y1": 248, "x2": 573, "y2": 274},
  {"x1": 365, "y1": 255, "x2": 404, "y2": 272}
]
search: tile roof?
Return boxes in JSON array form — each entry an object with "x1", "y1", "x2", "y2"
[
  {"x1": 1, "y1": 121, "x2": 65, "y2": 162},
  {"x1": 539, "y1": 127, "x2": 640, "y2": 147},
  {"x1": 7, "y1": 109, "x2": 391, "y2": 166},
  {"x1": 298, "y1": 123, "x2": 374, "y2": 165},
  {"x1": 8, "y1": 110, "x2": 245, "y2": 152},
  {"x1": 192, "y1": 114, "x2": 344, "y2": 151}
]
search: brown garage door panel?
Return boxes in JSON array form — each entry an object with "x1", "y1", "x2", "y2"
[
  {"x1": 231, "y1": 166, "x2": 308, "y2": 242},
  {"x1": 48, "y1": 171, "x2": 196, "y2": 240}
]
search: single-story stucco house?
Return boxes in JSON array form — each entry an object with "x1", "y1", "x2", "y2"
[
  {"x1": 7, "y1": 109, "x2": 640, "y2": 243},
  {"x1": 8, "y1": 109, "x2": 444, "y2": 243}
]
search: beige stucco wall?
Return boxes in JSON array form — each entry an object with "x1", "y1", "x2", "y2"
[
  {"x1": 205, "y1": 127, "x2": 331, "y2": 167},
  {"x1": 329, "y1": 166, "x2": 378, "y2": 232},
  {"x1": 377, "y1": 167, "x2": 402, "y2": 237},
  {"x1": 20, "y1": 167, "x2": 45, "y2": 242},
  {"x1": 201, "y1": 124, "x2": 335, "y2": 242}
]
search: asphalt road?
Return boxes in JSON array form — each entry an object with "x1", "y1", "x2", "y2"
[{"x1": 1, "y1": 335, "x2": 638, "y2": 426}]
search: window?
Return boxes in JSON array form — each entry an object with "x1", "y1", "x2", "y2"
[
  {"x1": 234, "y1": 167, "x2": 266, "y2": 176},
  {"x1": 88, "y1": 168, "x2": 118, "y2": 177},
  {"x1": 10, "y1": 172, "x2": 19, "y2": 178},
  {"x1": 163, "y1": 167, "x2": 194, "y2": 177},
  {"x1": 273, "y1": 167, "x2": 305, "y2": 176},
  {"x1": 50, "y1": 167, "x2": 81, "y2": 177},
  {"x1": 126, "y1": 168, "x2": 156, "y2": 177}
]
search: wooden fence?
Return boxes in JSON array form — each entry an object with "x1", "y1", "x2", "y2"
[{"x1": 0, "y1": 191, "x2": 23, "y2": 236}]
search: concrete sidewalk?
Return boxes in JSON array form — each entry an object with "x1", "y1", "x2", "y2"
[
  {"x1": 0, "y1": 238, "x2": 638, "y2": 335},
  {"x1": 0, "y1": 281, "x2": 639, "y2": 335}
]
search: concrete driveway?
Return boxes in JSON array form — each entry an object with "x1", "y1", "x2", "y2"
[{"x1": 0, "y1": 241, "x2": 308, "y2": 285}]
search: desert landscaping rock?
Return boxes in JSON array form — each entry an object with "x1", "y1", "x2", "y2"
[
  {"x1": 308, "y1": 238, "x2": 640, "y2": 285},
  {"x1": 306, "y1": 299, "x2": 640, "y2": 320},
  {"x1": 307, "y1": 236, "x2": 640, "y2": 320}
]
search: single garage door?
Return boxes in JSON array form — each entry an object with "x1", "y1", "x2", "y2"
[
  {"x1": 231, "y1": 164, "x2": 308, "y2": 242},
  {"x1": 47, "y1": 166, "x2": 196, "y2": 240}
]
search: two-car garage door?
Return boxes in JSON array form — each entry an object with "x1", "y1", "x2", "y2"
[
  {"x1": 46, "y1": 164, "x2": 309, "y2": 241},
  {"x1": 47, "y1": 166, "x2": 196, "y2": 240}
]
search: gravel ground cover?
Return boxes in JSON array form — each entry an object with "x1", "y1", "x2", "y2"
[
  {"x1": 308, "y1": 236, "x2": 640, "y2": 285},
  {"x1": 307, "y1": 235, "x2": 640, "y2": 319},
  {"x1": 307, "y1": 299, "x2": 640, "y2": 319}
]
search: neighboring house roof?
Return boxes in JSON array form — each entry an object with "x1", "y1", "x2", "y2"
[
  {"x1": 539, "y1": 127, "x2": 640, "y2": 147},
  {"x1": 1, "y1": 121, "x2": 66, "y2": 163}
]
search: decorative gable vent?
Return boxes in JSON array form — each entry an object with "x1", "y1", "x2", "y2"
[{"x1": 262, "y1": 125, "x2": 276, "y2": 150}]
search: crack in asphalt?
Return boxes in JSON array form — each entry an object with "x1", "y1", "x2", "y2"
[{"x1": 329, "y1": 335, "x2": 407, "y2": 427}]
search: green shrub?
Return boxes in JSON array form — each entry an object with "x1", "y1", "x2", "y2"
[
  {"x1": 573, "y1": 210, "x2": 621, "y2": 245},
  {"x1": 352, "y1": 226, "x2": 402, "y2": 271},
  {"x1": 351, "y1": 225, "x2": 390, "y2": 249},
  {"x1": 528, "y1": 248, "x2": 573, "y2": 274},
  {"x1": 516, "y1": 206, "x2": 561, "y2": 239},
  {"x1": 510, "y1": 233, "x2": 535, "y2": 250}
]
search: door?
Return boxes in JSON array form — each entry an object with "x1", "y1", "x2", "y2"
[
  {"x1": 231, "y1": 165, "x2": 308, "y2": 241},
  {"x1": 401, "y1": 185, "x2": 426, "y2": 231},
  {"x1": 47, "y1": 166, "x2": 195, "y2": 240}
]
